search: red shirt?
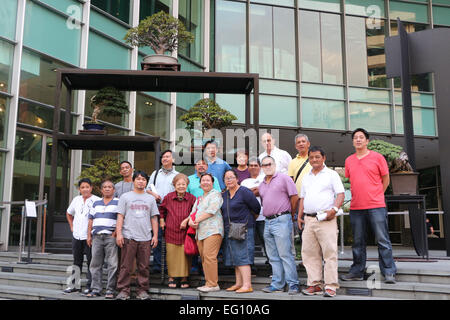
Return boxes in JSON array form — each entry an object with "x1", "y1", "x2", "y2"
[
  {"x1": 158, "y1": 191, "x2": 197, "y2": 245},
  {"x1": 345, "y1": 150, "x2": 389, "y2": 210}
]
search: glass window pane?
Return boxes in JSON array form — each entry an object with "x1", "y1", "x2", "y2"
[
  {"x1": 17, "y1": 99, "x2": 72, "y2": 132},
  {"x1": 299, "y1": 0, "x2": 341, "y2": 13},
  {"x1": 394, "y1": 92, "x2": 435, "y2": 108},
  {"x1": 87, "y1": 31, "x2": 130, "y2": 69},
  {"x1": 260, "y1": 95, "x2": 297, "y2": 127},
  {"x1": 350, "y1": 102, "x2": 391, "y2": 133},
  {"x1": 19, "y1": 49, "x2": 73, "y2": 108},
  {"x1": 136, "y1": 93, "x2": 170, "y2": 139},
  {"x1": 299, "y1": 11, "x2": 321, "y2": 82},
  {"x1": 0, "y1": 0, "x2": 18, "y2": 40},
  {"x1": 0, "y1": 152, "x2": 5, "y2": 199},
  {"x1": 84, "y1": 90, "x2": 128, "y2": 127},
  {"x1": 349, "y1": 87, "x2": 391, "y2": 104},
  {"x1": 0, "y1": 40, "x2": 14, "y2": 94},
  {"x1": 216, "y1": 0, "x2": 246, "y2": 73},
  {"x1": 179, "y1": 0, "x2": 204, "y2": 64},
  {"x1": 216, "y1": 94, "x2": 246, "y2": 124},
  {"x1": 24, "y1": 1, "x2": 81, "y2": 66},
  {"x1": 434, "y1": 0, "x2": 450, "y2": 5},
  {"x1": 261, "y1": 79, "x2": 297, "y2": 96},
  {"x1": 389, "y1": 1, "x2": 429, "y2": 24},
  {"x1": 40, "y1": 0, "x2": 82, "y2": 15},
  {"x1": 396, "y1": 107, "x2": 436, "y2": 136},
  {"x1": 393, "y1": 73, "x2": 432, "y2": 92},
  {"x1": 345, "y1": 0, "x2": 385, "y2": 18},
  {"x1": 301, "y1": 98, "x2": 345, "y2": 130},
  {"x1": 91, "y1": 0, "x2": 130, "y2": 24},
  {"x1": 367, "y1": 19, "x2": 387, "y2": 88},
  {"x1": 346, "y1": 16, "x2": 368, "y2": 86},
  {"x1": 250, "y1": 4, "x2": 273, "y2": 78},
  {"x1": 273, "y1": 7, "x2": 296, "y2": 80},
  {"x1": 301, "y1": 83, "x2": 345, "y2": 100},
  {"x1": 90, "y1": 8, "x2": 129, "y2": 42},
  {"x1": 433, "y1": 6, "x2": 450, "y2": 26},
  {"x1": 0, "y1": 96, "x2": 8, "y2": 147},
  {"x1": 321, "y1": 13, "x2": 343, "y2": 84},
  {"x1": 140, "y1": 0, "x2": 171, "y2": 21},
  {"x1": 251, "y1": 0, "x2": 294, "y2": 6}
]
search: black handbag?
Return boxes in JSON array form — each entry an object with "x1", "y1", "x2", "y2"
[{"x1": 226, "y1": 190, "x2": 248, "y2": 241}]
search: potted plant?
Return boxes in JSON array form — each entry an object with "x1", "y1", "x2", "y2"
[
  {"x1": 124, "y1": 11, "x2": 194, "y2": 67},
  {"x1": 83, "y1": 86, "x2": 129, "y2": 132},
  {"x1": 76, "y1": 155, "x2": 122, "y2": 196},
  {"x1": 368, "y1": 139, "x2": 418, "y2": 195}
]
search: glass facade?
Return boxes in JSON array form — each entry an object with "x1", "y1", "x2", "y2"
[{"x1": 0, "y1": 0, "x2": 446, "y2": 249}]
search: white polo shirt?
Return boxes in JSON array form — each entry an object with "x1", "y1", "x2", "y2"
[
  {"x1": 241, "y1": 175, "x2": 265, "y2": 221},
  {"x1": 67, "y1": 194, "x2": 101, "y2": 240},
  {"x1": 146, "y1": 168, "x2": 179, "y2": 201},
  {"x1": 259, "y1": 146, "x2": 292, "y2": 175},
  {"x1": 300, "y1": 166, "x2": 345, "y2": 214}
]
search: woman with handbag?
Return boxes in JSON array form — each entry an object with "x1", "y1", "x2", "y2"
[
  {"x1": 158, "y1": 173, "x2": 196, "y2": 289},
  {"x1": 222, "y1": 170, "x2": 261, "y2": 293},
  {"x1": 188, "y1": 173, "x2": 224, "y2": 293}
]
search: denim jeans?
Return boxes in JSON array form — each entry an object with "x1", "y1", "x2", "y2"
[
  {"x1": 349, "y1": 207, "x2": 397, "y2": 276},
  {"x1": 255, "y1": 220, "x2": 268, "y2": 260},
  {"x1": 264, "y1": 214, "x2": 299, "y2": 289},
  {"x1": 151, "y1": 225, "x2": 164, "y2": 271}
]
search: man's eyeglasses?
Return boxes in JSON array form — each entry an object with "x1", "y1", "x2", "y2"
[{"x1": 261, "y1": 163, "x2": 272, "y2": 168}]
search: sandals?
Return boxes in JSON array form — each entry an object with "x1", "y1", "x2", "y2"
[
  {"x1": 105, "y1": 290, "x2": 115, "y2": 299},
  {"x1": 180, "y1": 280, "x2": 190, "y2": 289},
  {"x1": 168, "y1": 279, "x2": 178, "y2": 288},
  {"x1": 87, "y1": 291, "x2": 101, "y2": 298}
]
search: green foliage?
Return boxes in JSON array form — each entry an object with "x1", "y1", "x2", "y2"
[
  {"x1": 90, "y1": 87, "x2": 129, "y2": 123},
  {"x1": 124, "y1": 11, "x2": 194, "y2": 55},
  {"x1": 339, "y1": 172, "x2": 351, "y2": 190},
  {"x1": 77, "y1": 156, "x2": 122, "y2": 196},
  {"x1": 368, "y1": 139, "x2": 402, "y2": 163},
  {"x1": 179, "y1": 98, "x2": 238, "y2": 131}
]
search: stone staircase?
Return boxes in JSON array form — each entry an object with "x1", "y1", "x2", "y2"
[{"x1": 0, "y1": 251, "x2": 450, "y2": 300}]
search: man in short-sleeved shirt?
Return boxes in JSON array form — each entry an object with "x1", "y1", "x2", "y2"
[
  {"x1": 115, "y1": 171, "x2": 159, "y2": 300},
  {"x1": 258, "y1": 156, "x2": 300, "y2": 295},
  {"x1": 187, "y1": 159, "x2": 221, "y2": 198},
  {"x1": 341, "y1": 128, "x2": 397, "y2": 284},
  {"x1": 204, "y1": 140, "x2": 231, "y2": 190},
  {"x1": 115, "y1": 161, "x2": 134, "y2": 198}
]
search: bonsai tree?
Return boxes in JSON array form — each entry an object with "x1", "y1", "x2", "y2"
[
  {"x1": 368, "y1": 139, "x2": 414, "y2": 173},
  {"x1": 179, "y1": 98, "x2": 237, "y2": 132},
  {"x1": 89, "y1": 87, "x2": 129, "y2": 123},
  {"x1": 76, "y1": 155, "x2": 122, "y2": 196},
  {"x1": 124, "y1": 11, "x2": 194, "y2": 55}
]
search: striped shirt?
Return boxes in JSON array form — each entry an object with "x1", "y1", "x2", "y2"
[{"x1": 89, "y1": 198, "x2": 119, "y2": 235}]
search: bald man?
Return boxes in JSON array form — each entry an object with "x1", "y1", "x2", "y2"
[{"x1": 258, "y1": 133, "x2": 292, "y2": 175}]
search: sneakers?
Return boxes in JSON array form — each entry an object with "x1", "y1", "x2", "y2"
[
  {"x1": 63, "y1": 287, "x2": 80, "y2": 294},
  {"x1": 261, "y1": 285, "x2": 283, "y2": 293},
  {"x1": 116, "y1": 291, "x2": 130, "y2": 300},
  {"x1": 288, "y1": 284, "x2": 300, "y2": 295},
  {"x1": 197, "y1": 285, "x2": 220, "y2": 293},
  {"x1": 384, "y1": 274, "x2": 396, "y2": 284},
  {"x1": 136, "y1": 291, "x2": 150, "y2": 300},
  {"x1": 302, "y1": 285, "x2": 324, "y2": 296},
  {"x1": 340, "y1": 273, "x2": 364, "y2": 281},
  {"x1": 323, "y1": 289, "x2": 336, "y2": 298}
]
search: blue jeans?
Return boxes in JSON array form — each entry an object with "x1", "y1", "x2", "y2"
[
  {"x1": 151, "y1": 226, "x2": 165, "y2": 272},
  {"x1": 349, "y1": 207, "x2": 397, "y2": 276},
  {"x1": 264, "y1": 214, "x2": 299, "y2": 289}
]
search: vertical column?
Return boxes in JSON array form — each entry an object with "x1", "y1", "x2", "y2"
[
  {"x1": 0, "y1": 0, "x2": 26, "y2": 251},
  {"x1": 127, "y1": 0, "x2": 140, "y2": 165},
  {"x1": 170, "y1": 0, "x2": 179, "y2": 151},
  {"x1": 341, "y1": 0, "x2": 350, "y2": 131},
  {"x1": 386, "y1": 0, "x2": 397, "y2": 135},
  {"x1": 295, "y1": 0, "x2": 302, "y2": 128},
  {"x1": 203, "y1": 0, "x2": 211, "y2": 99}
]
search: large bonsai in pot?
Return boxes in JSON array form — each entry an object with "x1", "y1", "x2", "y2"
[
  {"x1": 83, "y1": 87, "x2": 129, "y2": 131},
  {"x1": 368, "y1": 139, "x2": 418, "y2": 195},
  {"x1": 124, "y1": 11, "x2": 194, "y2": 66}
]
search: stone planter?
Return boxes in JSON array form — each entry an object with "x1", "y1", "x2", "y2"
[
  {"x1": 390, "y1": 172, "x2": 419, "y2": 195},
  {"x1": 143, "y1": 54, "x2": 178, "y2": 64}
]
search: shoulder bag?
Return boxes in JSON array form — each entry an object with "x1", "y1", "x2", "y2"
[{"x1": 227, "y1": 190, "x2": 248, "y2": 241}]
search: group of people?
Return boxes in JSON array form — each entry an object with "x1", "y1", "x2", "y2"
[{"x1": 64, "y1": 128, "x2": 397, "y2": 299}]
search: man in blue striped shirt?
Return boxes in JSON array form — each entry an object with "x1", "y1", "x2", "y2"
[{"x1": 87, "y1": 180, "x2": 119, "y2": 299}]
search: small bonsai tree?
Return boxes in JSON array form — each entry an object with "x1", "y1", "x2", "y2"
[
  {"x1": 124, "y1": 11, "x2": 194, "y2": 55},
  {"x1": 89, "y1": 87, "x2": 129, "y2": 123},
  {"x1": 76, "y1": 155, "x2": 122, "y2": 196},
  {"x1": 180, "y1": 98, "x2": 238, "y2": 132},
  {"x1": 368, "y1": 139, "x2": 414, "y2": 173}
]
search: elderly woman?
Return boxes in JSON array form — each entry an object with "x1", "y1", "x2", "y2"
[
  {"x1": 159, "y1": 173, "x2": 197, "y2": 289},
  {"x1": 188, "y1": 173, "x2": 224, "y2": 293},
  {"x1": 222, "y1": 170, "x2": 261, "y2": 293}
]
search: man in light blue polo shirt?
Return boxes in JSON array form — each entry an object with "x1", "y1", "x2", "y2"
[
  {"x1": 187, "y1": 159, "x2": 221, "y2": 197},
  {"x1": 204, "y1": 140, "x2": 231, "y2": 190}
]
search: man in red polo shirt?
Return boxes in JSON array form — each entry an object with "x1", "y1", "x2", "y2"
[{"x1": 340, "y1": 128, "x2": 397, "y2": 284}]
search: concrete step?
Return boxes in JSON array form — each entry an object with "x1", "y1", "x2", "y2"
[
  {"x1": 0, "y1": 272, "x2": 87, "y2": 291},
  {"x1": 0, "y1": 284, "x2": 99, "y2": 300}
]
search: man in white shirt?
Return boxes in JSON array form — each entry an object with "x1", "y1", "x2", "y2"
[
  {"x1": 258, "y1": 132, "x2": 292, "y2": 175},
  {"x1": 298, "y1": 146, "x2": 345, "y2": 298},
  {"x1": 146, "y1": 149, "x2": 178, "y2": 273},
  {"x1": 64, "y1": 178, "x2": 101, "y2": 294},
  {"x1": 241, "y1": 157, "x2": 268, "y2": 264}
]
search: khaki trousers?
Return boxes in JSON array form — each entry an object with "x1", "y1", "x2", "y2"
[
  {"x1": 197, "y1": 234, "x2": 222, "y2": 287},
  {"x1": 301, "y1": 216, "x2": 339, "y2": 291}
]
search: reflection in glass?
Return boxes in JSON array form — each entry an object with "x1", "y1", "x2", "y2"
[
  {"x1": 299, "y1": 11, "x2": 321, "y2": 82},
  {"x1": 18, "y1": 99, "x2": 72, "y2": 132},
  {"x1": 389, "y1": 1, "x2": 429, "y2": 24},
  {"x1": 140, "y1": 0, "x2": 171, "y2": 21},
  {"x1": 215, "y1": 0, "x2": 246, "y2": 72},
  {"x1": 0, "y1": 152, "x2": 5, "y2": 199},
  {"x1": 84, "y1": 90, "x2": 128, "y2": 127},
  {"x1": 134, "y1": 140, "x2": 170, "y2": 175},
  {"x1": 250, "y1": 4, "x2": 273, "y2": 78},
  {"x1": 0, "y1": 40, "x2": 14, "y2": 93},
  {"x1": 395, "y1": 107, "x2": 436, "y2": 136},
  {"x1": 179, "y1": 0, "x2": 204, "y2": 64},
  {"x1": 321, "y1": 13, "x2": 343, "y2": 84},
  {"x1": 349, "y1": 103, "x2": 391, "y2": 133},
  {"x1": 0, "y1": 96, "x2": 7, "y2": 147},
  {"x1": 91, "y1": 0, "x2": 131, "y2": 24},
  {"x1": 136, "y1": 93, "x2": 170, "y2": 139},
  {"x1": 273, "y1": 7, "x2": 296, "y2": 80},
  {"x1": 301, "y1": 98, "x2": 345, "y2": 130},
  {"x1": 260, "y1": 95, "x2": 297, "y2": 127}
]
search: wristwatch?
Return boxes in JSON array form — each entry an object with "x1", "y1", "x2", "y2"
[{"x1": 332, "y1": 206, "x2": 339, "y2": 213}]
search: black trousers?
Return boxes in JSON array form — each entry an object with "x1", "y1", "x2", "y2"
[{"x1": 72, "y1": 237, "x2": 92, "y2": 289}]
